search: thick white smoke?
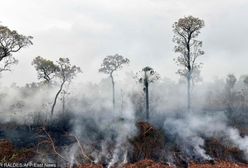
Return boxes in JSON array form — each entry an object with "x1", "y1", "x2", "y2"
[
  {"x1": 0, "y1": 73, "x2": 248, "y2": 166},
  {"x1": 164, "y1": 111, "x2": 248, "y2": 160}
]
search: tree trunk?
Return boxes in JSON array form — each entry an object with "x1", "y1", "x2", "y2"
[
  {"x1": 110, "y1": 73, "x2": 115, "y2": 112},
  {"x1": 51, "y1": 80, "x2": 65, "y2": 117},
  {"x1": 62, "y1": 92, "x2": 65, "y2": 115},
  {"x1": 186, "y1": 35, "x2": 191, "y2": 113},
  {"x1": 145, "y1": 72, "x2": 149, "y2": 121},
  {"x1": 187, "y1": 72, "x2": 191, "y2": 113}
]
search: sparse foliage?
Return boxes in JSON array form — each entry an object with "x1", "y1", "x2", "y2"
[
  {"x1": 99, "y1": 54, "x2": 129, "y2": 111},
  {"x1": 99, "y1": 54, "x2": 129, "y2": 75},
  {"x1": 56, "y1": 58, "x2": 81, "y2": 83},
  {"x1": 138, "y1": 67, "x2": 160, "y2": 84},
  {"x1": 173, "y1": 15, "x2": 205, "y2": 112},
  {"x1": 0, "y1": 25, "x2": 33, "y2": 72},
  {"x1": 50, "y1": 58, "x2": 81, "y2": 117},
  {"x1": 32, "y1": 56, "x2": 59, "y2": 83},
  {"x1": 137, "y1": 66, "x2": 160, "y2": 121}
]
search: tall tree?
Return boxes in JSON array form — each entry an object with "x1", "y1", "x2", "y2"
[
  {"x1": 0, "y1": 25, "x2": 33, "y2": 72},
  {"x1": 172, "y1": 16, "x2": 204, "y2": 112},
  {"x1": 50, "y1": 58, "x2": 81, "y2": 117},
  {"x1": 243, "y1": 76, "x2": 248, "y2": 88},
  {"x1": 243, "y1": 76, "x2": 248, "y2": 106},
  {"x1": 224, "y1": 74, "x2": 237, "y2": 120},
  {"x1": 99, "y1": 54, "x2": 129, "y2": 111},
  {"x1": 225, "y1": 74, "x2": 237, "y2": 104},
  {"x1": 137, "y1": 66, "x2": 159, "y2": 121},
  {"x1": 225, "y1": 74, "x2": 237, "y2": 91},
  {"x1": 32, "y1": 56, "x2": 59, "y2": 84}
]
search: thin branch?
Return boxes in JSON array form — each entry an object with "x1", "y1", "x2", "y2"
[
  {"x1": 42, "y1": 127, "x2": 69, "y2": 162},
  {"x1": 67, "y1": 134, "x2": 94, "y2": 162}
]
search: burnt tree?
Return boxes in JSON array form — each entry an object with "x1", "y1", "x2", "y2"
[{"x1": 137, "y1": 66, "x2": 159, "y2": 121}]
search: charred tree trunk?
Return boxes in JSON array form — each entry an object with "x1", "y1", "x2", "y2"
[
  {"x1": 51, "y1": 80, "x2": 65, "y2": 117},
  {"x1": 144, "y1": 72, "x2": 149, "y2": 121},
  {"x1": 62, "y1": 92, "x2": 65, "y2": 115},
  {"x1": 110, "y1": 73, "x2": 115, "y2": 112},
  {"x1": 186, "y1": 34, "x2": 192, "y2": 113}
]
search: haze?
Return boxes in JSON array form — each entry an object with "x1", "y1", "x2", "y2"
[{"x1": 0, "y1": 0, "x2": 247, "y2": 86}]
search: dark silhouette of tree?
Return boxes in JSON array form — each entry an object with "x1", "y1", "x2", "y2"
[
  {"x1": 225, "y1": 74, "x2": 236, "y2": 104},
  {"x1": 224, "y1": 74, "x2": 237, "y2": 123},
  {"x1": 242, "y1": 76, "x2": 248, "y2": 109},
  {"x1": 60, "y1": 90, "x2": 69, "y2": 115},
  {"x1": 243, "y1": 76, "x2": 248, "y2": 97},
  {"x1": 50, "y1": 58, "x2": 81, "y2": 117},
  {"x1": 243, "y1": 76, "x2": 248, "y2": 88},
  {"x1": 99, "y1": 54, "x2": 129, "y2": 111},
  {"x1": 0, "y1": 25, "x2": 33, "y2": 72},
  {"x1": 225, "y1": 74, "x2": 237, "y2": 104},
  {"x1": 32, "y1": 56, "x2": 59, "y2": 84},
  {"x1": 172, "y1": 16, "x2": 204, "y2": 112},
  {"x1": 226, "y1": 74, "x2": 237, "y2": 91},
  {"x1": 137, "y1": 66, "x2": 160, "y2": 121}
]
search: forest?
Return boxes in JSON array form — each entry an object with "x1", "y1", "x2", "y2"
[{"x1": 0, "y1": 15, "x2": 248, "y2": 168}]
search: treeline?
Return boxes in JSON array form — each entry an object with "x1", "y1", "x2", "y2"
[{"x1": 0, "y1": 16, "x2": 247, "y2": 127}]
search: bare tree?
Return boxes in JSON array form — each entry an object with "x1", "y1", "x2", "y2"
[
  {"x1": 32, "y1": 56, "x2": 59, "y2": 84},
  {"x1": 99, "y1": 54, "x2": 129, "y2": 111},
  {"x1": 137, "y1": 66, "x2": 159, "y2": 121},
  {"x1": 172, "y1": 16, "x2": 204, "y2": 112},
  {"x1": 0, "y1": 25, "x2": 33, "y2": 72},
  {"x1": 50, "y1": 58, "x2": 81, "y2": 117}
]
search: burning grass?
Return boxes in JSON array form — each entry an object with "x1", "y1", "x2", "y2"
[
  {"x1": 204, "y1": 138, "x2": 247, "y2": 163},
  {"x1": 129, "y1": 122, "x2": 165, "y2": 162},
  {"x1": 0, "y1": 118, "x2": 248, "y2": 168}
]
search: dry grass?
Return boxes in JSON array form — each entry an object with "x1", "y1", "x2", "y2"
[
  {"x1": 129, "y1": 122, "x2": 165, "y2": 161},
  {"x1": 189, "y1": 161, "x2": 248, "y2": 168},
  {"x1": 0, "y1": 139, "x2": 34, "y2": 163}
]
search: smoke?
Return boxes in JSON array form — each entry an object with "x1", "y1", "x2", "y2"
[
  {"x1": 0, "y1": 84, "x2": 54, "y2": 124},
  {"x1": 227, "y1": 128, "x2": 248, "y2": 159},
  {"x1": 163, "y1": 110, "x2": 248, "y2": 161},
  {"x1": 0, "y1": 72, "x2": 248, "y2": 166},
  {"x1": 60, "y1": 79, "x2": 137, "y2": 166},
  {"x1": 164, "y1": 112, "x2": 221, "y2": 160}
]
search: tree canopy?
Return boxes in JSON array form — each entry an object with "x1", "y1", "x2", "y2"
[
  {"x1": 99, "y1": 54, "x2": 129, "y2": 75},
  {"x1": 138, "y1": 66, "x2": 160, "y2": 84},
  {"x1": 0, "y1": 25, "x2": 33, "y2": 72},
  {"x1": 32, "y1": 56, "x2": 59, "y2": 83},
  {"x1": 56, "y1": 57, "x2": 81, "y2": 83},
  {"x1": 173, "y1": 16, "x2": 204, "y2": 77}
]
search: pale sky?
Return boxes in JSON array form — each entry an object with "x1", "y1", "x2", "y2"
[{"x1": 0, "y1": 0, "x2": 247, "y2": 86}]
